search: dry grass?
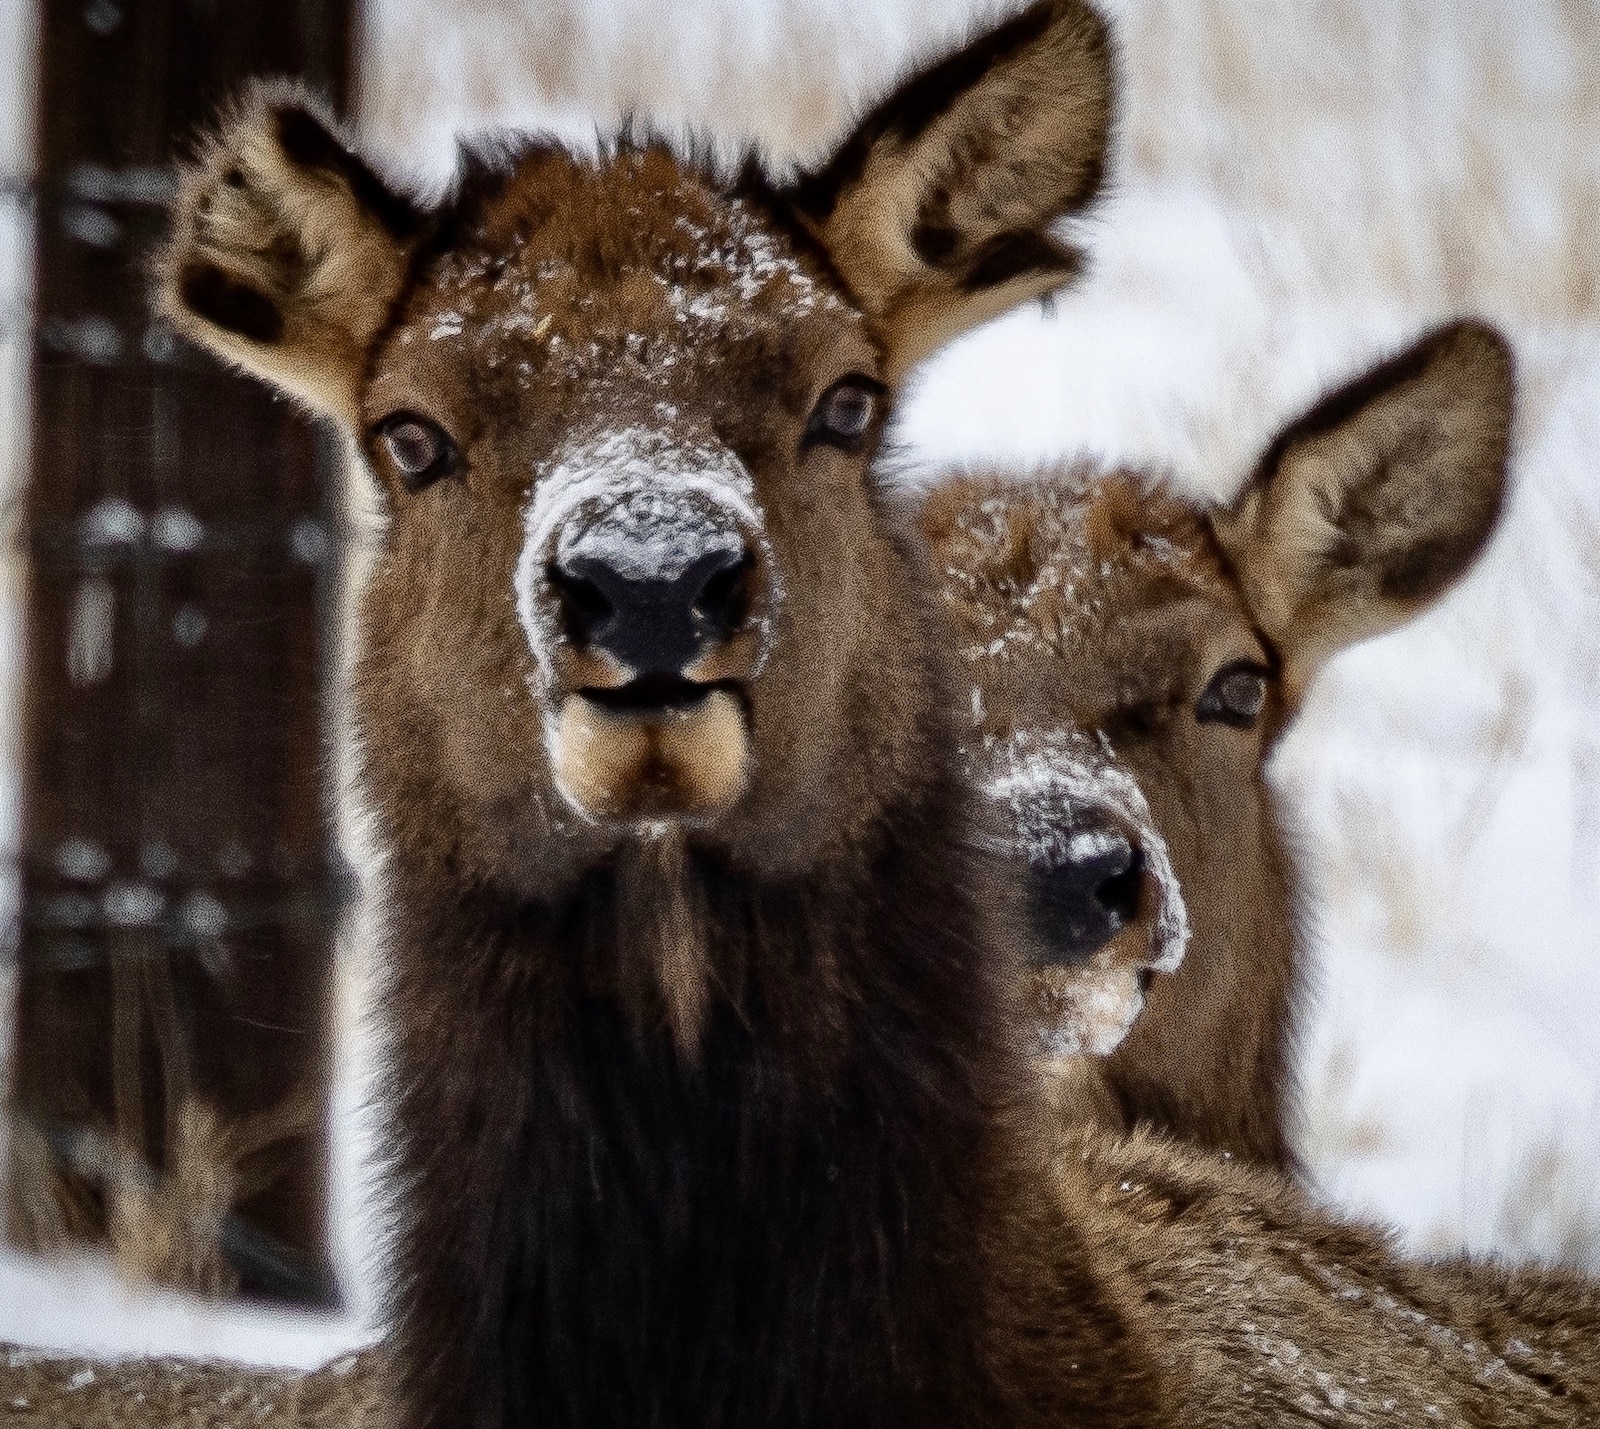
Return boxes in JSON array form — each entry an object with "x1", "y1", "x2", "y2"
[
  {"x1": 7, "y1": 1091, "x2": 315, "y2": 1299},
  {"x1": 1116, "y1": 0, "x2": 1600, "y2": 320},
  {"x1": 0, "y1": 1344, "x2": 381, "y2": 1427}
]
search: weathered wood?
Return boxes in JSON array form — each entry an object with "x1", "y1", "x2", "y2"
[{"x1": 6, "y1": 0, "x2": 355, "y2": 1304}]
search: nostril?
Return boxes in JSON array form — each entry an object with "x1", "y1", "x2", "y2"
[
  {"x1": 691, "y1": 549, "x2": 752, "y2": 642},
  {"x1": 548, "y1": 563, "x2": 614, "y2": 647},
  {"x1": 549, "y1": 542, "x2": 752, "y2": 677},
  {"x1": 1027, "y1": 830, "x2": 1141, "y2": 967},
  {"x1": 1094, "y1": 845, "x2": 1144, "y2": 927}
]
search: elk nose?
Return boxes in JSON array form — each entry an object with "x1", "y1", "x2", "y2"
[
  {"x1": 1027, "y1": 829, "x2": 1144, "y2": 965},
  {"x1": 550, "y1": 545, "x2": 751, "y2": 678}
]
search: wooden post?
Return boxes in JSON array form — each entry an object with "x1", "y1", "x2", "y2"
[{"x1": 5, "y1": 0, "x2": 355, "y2": 1305}]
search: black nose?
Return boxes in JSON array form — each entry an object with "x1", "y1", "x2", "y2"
[
  {"x1": 1027, "y1": 831, "x2": 1144, "y2": 965},
  {"x1": 550, "y1": 545, "x2": 751, "y2": 677}
]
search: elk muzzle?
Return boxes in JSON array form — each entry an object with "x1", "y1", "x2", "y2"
[
  {"x1": 983, "y1": 730, "x2": 1191, "y2": 1061},
  {"x1": 549, "y1": 545, "x2": 753, "y2": 681},
  {"x1": 516, "y1": 427, "x2": 776, "y2": 824}
]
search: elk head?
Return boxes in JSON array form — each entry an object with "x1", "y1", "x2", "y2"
[
  {"x1": 154, "y1": 6, "x2": 1112, "y2": 1042},
  {"x1": 924, "y1": 321, "x2": 1513, "y2": 1155}
]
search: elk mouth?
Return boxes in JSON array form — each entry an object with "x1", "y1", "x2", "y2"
[
  {"x1": 550, "y1": 681, "x2": 752, "y2": 824},
  {"x1": 579, "y1": 674, "x2": 738, "y2": 717}
]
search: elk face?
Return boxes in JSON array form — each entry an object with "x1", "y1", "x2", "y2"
[
  {"x1": 356, "y1": 152, "x2": 891, "y2": 854},
  {"x1": 154, "y1": 4, "x2": 1113, "y2": 900},
  {"x1": 925, "y1": 321, "x2": 1514, "y2": 1093},
  {"x1": 929, "y1": 475, "x2": 1243, "y2": 1061}
]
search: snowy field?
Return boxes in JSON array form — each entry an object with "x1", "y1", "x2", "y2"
[{"x1": 0, "y1": 0, "x2": 1597, "y2": 1369}]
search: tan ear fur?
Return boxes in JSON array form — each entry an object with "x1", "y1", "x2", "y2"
[
  {"x1": 154, "y1": 80, "x2": 426, "y2": 424},
  {"x1": 789, "y1": 0, "x2": 1112, "y2": 382},
  {"x1": 1212, "y1": 320, "x2": 1514, "y2": 701}
]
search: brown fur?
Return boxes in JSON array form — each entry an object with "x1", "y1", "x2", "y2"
[
  {"x1": 8, "y1": 1126, "x2": 1599, "y2": 1427},
  {"x1": 150, "y1": 10, "x2": 1171, "y2": 1428},
  {"x1": 141, "y1": 8, "x2": 1600, "y2": 1424},
  {"x1": 1061, "y1": 1126, "x2": 1600, "y2": 1424},
  {"x1": 922, "y1": 321, "x2": 1514, "y2": 1168}
]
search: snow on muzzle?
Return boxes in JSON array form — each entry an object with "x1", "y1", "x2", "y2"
[
  {"x1": 982, "y1": 729, "x2": 1190, "y2": 1060},
  {"x1": 514, "y1": 427, "x2": 780, "y2": 824}
]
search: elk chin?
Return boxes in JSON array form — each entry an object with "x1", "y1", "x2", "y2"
[
  {"x1": 548, "y1": 686, "x2": 750, "y2": 825},
  {"x1": 1030, "y1": 959, "x2": 1146, "y2": 1063}
]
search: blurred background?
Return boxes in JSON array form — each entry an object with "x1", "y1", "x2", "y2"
[{"x1": 0, "y1": 0, "x2": 1596, "y2": 1370}]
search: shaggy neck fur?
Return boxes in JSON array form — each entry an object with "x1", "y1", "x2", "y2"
[{"x1": 375, "y1": 768, "x2": 1082, "y2": 1428}]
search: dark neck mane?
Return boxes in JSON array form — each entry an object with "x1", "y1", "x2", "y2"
[{"x1": 381, "y1": 778, "x2": 1020, "y2": 1428}]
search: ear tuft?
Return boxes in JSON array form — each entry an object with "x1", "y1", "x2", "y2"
[
  {"x1": 790, "y1": 0, "x2": 1113, "y2": 381},
  {"x1": 1213, "y1": 319, "x2": 1514, "y2": 698},
  {"x1": 154, "y1": 80, "x2": 427, "y2": 422}
]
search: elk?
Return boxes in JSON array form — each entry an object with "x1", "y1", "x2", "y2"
[
  {"x1": 923, "y1": 319, "x2": 1513, "y2": 1170},
  {"x1": 153, "y1": 5, "x2": 1155, "y2": 1426},
  {"x1": 128, "y1": 0, "x2": 1600, "y2": 1422}
]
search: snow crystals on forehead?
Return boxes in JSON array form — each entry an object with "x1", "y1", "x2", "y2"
[
  {"x1": 944, "y1": 495, "x2": 1095, "y2": 663},
  {"x1": 412, "y1": 244, "x2": 570, "y2": 375},
  {"x1": 411, "y1": 196, "x2": 844, "y2": 382},
  {"x1": 983, "y1": 728, "x2": 1190, "y2": 976},
  {"x1": 945, "y1": 486, "x2": 1201, "y2": 666},
  {"x1": 665, "y1": 199, "x2": 844, "y2": 329}
]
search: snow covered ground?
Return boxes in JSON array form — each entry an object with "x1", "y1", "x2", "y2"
[{"x1": 0, "y1": 0, "x2": 1596, "y2": 1368}]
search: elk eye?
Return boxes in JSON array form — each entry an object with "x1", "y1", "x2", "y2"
[
  {"x1": 1196, "y1": 662, "x2": 1270, "y2": 729},
  {"x1": 805, "y1": 376, "x2": 881, "y2": 450},
  {"x1": 375, "y1": 414, "x2": 457, "y2": 490}
]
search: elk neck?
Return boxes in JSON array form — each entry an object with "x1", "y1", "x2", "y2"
[{"x1": 376, "y1": 763, "x2": 1033, "y2": 1426}]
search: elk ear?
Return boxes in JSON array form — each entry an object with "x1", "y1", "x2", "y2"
[
  {"x1": 1212, "y1": 320, "x2": 1513, "y2": 700},
  {"x1": 154, "y1": 81, "x2": 427, "y2": 423},
  {"x1": 787, "y1": 0, "x2": 1112, "y2": 382}
]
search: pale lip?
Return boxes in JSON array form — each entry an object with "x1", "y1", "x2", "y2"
[
  {"x1": 547, "y1": 681, "x2": 751, "y2": 824},
  {"x1": 1027, "y1": 906, "x2": 1165, "y2": 1063},
  {"x1": 1030, "y1": 958, "x2": 1148, "y2": 1061},
  {"x1": 1025, "y1": 838, "x2": 1182, "y2": 1062}
]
